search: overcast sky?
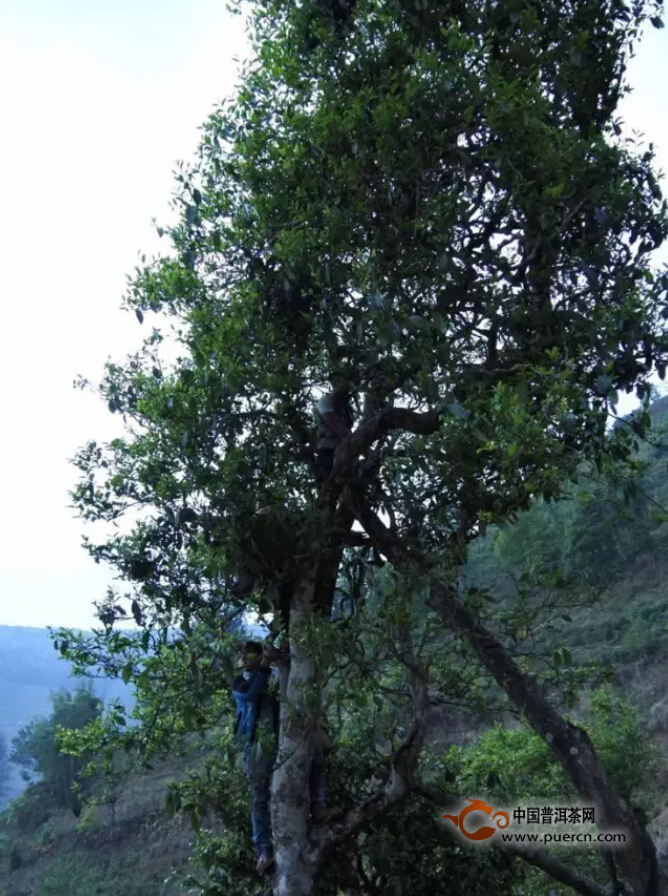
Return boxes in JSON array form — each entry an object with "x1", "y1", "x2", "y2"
[{"x1": 0, "y1": 4, "x2": 666, "y2": 631}]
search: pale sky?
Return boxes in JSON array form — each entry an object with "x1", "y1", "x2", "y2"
[{"x1": 0, "y1": 4, "x2": 666, "y2": 630}]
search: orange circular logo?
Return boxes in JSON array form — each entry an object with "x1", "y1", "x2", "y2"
[{"x1": 443, "y1": 799, "x2": 510, "y2": 841}]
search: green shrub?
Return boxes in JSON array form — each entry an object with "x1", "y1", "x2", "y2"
[
  {"x1": 588, "y1": 685, "x2": 659, "y2": 805},
  {"x1": 5, "y1": 782, "x2": 53, "y2": 833},
  {"x1": 453, "y1": 686, "x2": 656, "y2": 809},
  {"x1": 74, "y1": 803, "x2": 101, "y2": 836}
]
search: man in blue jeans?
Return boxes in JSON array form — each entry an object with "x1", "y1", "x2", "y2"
[{"x1": 232, "y1": 641, "x2": 331, "y2": 876}]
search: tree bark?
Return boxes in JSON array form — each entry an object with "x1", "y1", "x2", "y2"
[
  {"x1": 270, "y1": 489, "x2": 359, "y2": 893},
  {"x1": 272, "y1": 574, "x2": 320, "y2": 896},
  {"x1": 313, "y1": 500, "x2": 356, "y2": 616}
]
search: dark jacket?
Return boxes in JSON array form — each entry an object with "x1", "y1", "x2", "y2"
[
  {"x1": 232, "y1": 667, "x2": 280, "y2": 745},
  {"x1": 315, "y1": 391, "x2": 354, "y2": 451}
]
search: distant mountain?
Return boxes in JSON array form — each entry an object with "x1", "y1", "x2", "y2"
[
  {"x1": 0, "y1": 625, "x2": 133, "y2": 811},
  {"x1": 0, "y1": 620, "x2": 269, "y2": 811}
]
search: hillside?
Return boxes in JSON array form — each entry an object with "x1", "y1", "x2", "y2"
[
  {"x1": 2, "y1": 398, "x2": 668, "y2": 895},
  {"x1": 0, "y1": 750, "x2": 198, "y2": 896},
  {"x1": 0, "y1": 626, "x2": 133, "y2": 811}
]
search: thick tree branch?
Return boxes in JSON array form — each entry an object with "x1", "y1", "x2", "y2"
[
  {"x1": 503, "y1": 846, "x2": 621, "y2": 896},
  {"x1": 426, "y1": 579, "x2": 662, "y2": 896},
  {"x1": 346, "y1": 502, "x2": 666, "y2": 896},
  {"x1": 312, "y1": 621, "x2": 430, "y2": 859},
  {"x1": 313, "y1": 499, "x2": 357, "y2": 615},
  {"x1": 312, "y1": 704, "x2": 428, "y2": 859},
  {"x1": 343, "y1": 531, "x2": 371, "y2": 548},
  {"x1": 416, "y1": 786, "x2": 620, "y2": 896},
  {"x1": 319, "y1": 406, "x2": 442, "y2": 507}
]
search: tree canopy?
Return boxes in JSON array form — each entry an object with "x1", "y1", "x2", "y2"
[{"x1": 58, "y1": 1, "x2": 668, "y2": 894}]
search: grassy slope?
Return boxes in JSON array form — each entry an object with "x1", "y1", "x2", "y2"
[{"x1": 1, "y1": 752, "x2": 199, "y2": 896}]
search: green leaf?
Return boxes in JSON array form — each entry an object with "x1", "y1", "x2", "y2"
[
  {"x1": 135, "y1": 308, "x2": 144, "y2": 324},
  {"x1": 122, "y1": 663, "x2": 133, "y2": 685},
  {"x1": 544, "y1": 182, "x2": 565, "y2": 199},
  {"x1": 650, "y1": 16, "x2": 664, "y2": 28}
]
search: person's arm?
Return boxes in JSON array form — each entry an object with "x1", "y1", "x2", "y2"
[
  {"x1": 232, "y1": 667, "x2": 271, "y2": 703},
  {"x1": 263, "y1": 645, "x2": 290, "y2": 667}
]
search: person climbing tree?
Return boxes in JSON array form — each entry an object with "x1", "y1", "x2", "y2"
[
  {"x1": 233, "y1": 641, "x2": 279, "y2": 875},
  {"x1": 232, "y1": 641, "x2": 334, "y2": 876},
  {"x1": 314, "y1": 371, "x2": 355, "y2": 482}
]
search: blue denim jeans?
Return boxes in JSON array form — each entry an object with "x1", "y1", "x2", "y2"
[
  {"x1": 243, "y1": 743, "x2": 327, "y2": 857},
  {"x1": 244, "y1": 740, "x2": 277, "y2": 859}
]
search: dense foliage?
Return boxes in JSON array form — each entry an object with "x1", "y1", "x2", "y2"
[
  {"x1": 52, "y1": 0, "x2": 668, "y2": 893},
  {"x1": 488, "y1": 408, "x2": 668, "y2": 587}
]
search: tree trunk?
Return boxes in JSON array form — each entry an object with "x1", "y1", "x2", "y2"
[
  {"x1": 428, "y1": 582, "x2": 665, "y2": 896},
  {"x1": 271, "y1": 574, "x2": 319, "y2": 896}
]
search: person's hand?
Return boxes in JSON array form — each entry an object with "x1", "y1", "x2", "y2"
[{"x1": 263, "y1": 644, "x2": 289, "y2": 665}]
